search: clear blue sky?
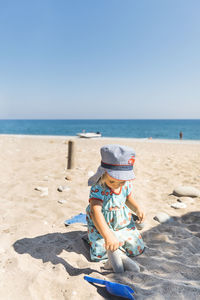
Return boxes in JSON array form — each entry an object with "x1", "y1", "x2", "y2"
[{"x1": 0, "y1": 0, "x2": 200, "y2": 119}]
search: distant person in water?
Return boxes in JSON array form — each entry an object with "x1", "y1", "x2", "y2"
[{"x1": 179, "y1": 131, "x2": 183, "y2": 140}]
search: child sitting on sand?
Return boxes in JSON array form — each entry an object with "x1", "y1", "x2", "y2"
[{"x1": 86, "y1": 144, "x2": 145, "y2": 261}]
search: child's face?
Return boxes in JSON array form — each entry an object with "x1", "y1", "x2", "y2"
[{"x1": 104, "y1": 173, "x2": 126, "y2": 190}]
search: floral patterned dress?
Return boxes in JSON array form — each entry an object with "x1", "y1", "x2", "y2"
[{"x1": 86, "y1": 181, "x2": 145, "y2": 261}]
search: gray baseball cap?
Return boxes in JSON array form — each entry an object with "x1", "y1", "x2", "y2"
[{"x1": 88, "y1": 144, "x2": 136, "y2": 186}]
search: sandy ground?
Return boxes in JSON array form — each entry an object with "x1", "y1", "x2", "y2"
[{"x1": 0, "y1": 134, "x2": 200, "y2": 300}]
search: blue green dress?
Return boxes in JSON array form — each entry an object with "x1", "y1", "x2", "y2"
[{"x1": 86, "y1": 181, "x2": 145, "y2": 261}]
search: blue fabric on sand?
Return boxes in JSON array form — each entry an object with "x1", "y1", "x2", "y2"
[
  {"x1": 64, "y1": 213, "x2": 87, "y2": 225},
  {"x1": 86, "y1": 182, "x2": 145, "y2": 261}
]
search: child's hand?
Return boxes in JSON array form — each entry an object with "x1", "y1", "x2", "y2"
[
  {"x1": 135, "y1": 208, "x2": 145, "y2": 223},
  {"x1": 104, "y1": 232, "x2": 122, "y2": 252}
]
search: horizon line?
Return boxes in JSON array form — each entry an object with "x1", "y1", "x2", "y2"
[{"x1": 0, "y1": 118, "x2": 200, "y2": 121}]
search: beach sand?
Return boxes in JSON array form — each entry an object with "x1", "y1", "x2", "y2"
[{"x1": 0, "y1": 135, "x2": 200, "y2": 300}]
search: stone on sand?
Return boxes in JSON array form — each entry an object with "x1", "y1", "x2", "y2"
[
  {"x1": 154, "y1": 212, "x2": 172, "y2": 223},
  {"x1": 57, "y1": 185, "x2": 70, "y2": 192},
  {"x1": 173, "y1": 186, "x2": 200, "y2": 197},
  {"x1": 171, "y1": 202, "x2": 187, "y2": 209},
  {"x1": 35, "y1": 186, "x2": 48, "y2": 193},
  {"x1": 58, "y1": 199, "x2": 67, "y2": 204}
]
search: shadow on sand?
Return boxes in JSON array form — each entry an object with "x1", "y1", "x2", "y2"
[
  {"x1": 13, "y1": 229, "x2": 99, "y2": 276},
  {"x1": 13, "y1": 211, "x2": 200, "y2": 299}
]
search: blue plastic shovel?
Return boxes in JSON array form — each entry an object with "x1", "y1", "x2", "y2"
[{"x1": 84, "y1": 275, "x2": 135, "y2": 299}]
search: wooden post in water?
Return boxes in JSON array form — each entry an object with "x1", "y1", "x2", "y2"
[{"x1": 67, "y1": 140, "x2": 75, "y2": 169}]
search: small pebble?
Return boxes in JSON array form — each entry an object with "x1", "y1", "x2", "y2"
[
  {"x1": 35, "y1": 186, "x2": 48, "y2": 193},
  {"x1": 171, "y1": 202, "x2": 187, "y2": 209},
  {"x1": 154, "y1": 212, "x2": 172, "y2": 223},
  {"x1": 57, "y1": 185, "x2": 70, "y2": 192},
  {"x1": 58, "y1": 199, "x2": 67, "y2": 204}
]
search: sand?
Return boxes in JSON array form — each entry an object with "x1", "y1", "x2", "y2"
[{"x1": 0, "y1": 134, "x2": 200, "y2": 300}]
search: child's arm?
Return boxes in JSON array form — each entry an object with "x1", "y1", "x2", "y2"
[
  {"x1": 90, "y1": 200, "x2": 121, "y2": 252},
  {"x1": 126, "y1": 192, "x2": 145, "y2": 223}
]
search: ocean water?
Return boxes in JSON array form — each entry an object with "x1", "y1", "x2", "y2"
[{"x1": 0, "y1": 119, "x2": 200, "y2": 140}]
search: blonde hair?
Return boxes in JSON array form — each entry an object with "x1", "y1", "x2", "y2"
[{"x1": 97, "y1": 172, "x2": 107, "y2": 188}]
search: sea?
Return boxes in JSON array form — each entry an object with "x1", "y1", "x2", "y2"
[{"x1": 0, "y1": 119, "x2": 200, "y2": 140}]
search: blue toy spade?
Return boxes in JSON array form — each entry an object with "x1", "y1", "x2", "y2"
[{"x1": 84, "y1": 275, "x2": 135, "y2": 299}]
